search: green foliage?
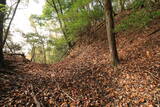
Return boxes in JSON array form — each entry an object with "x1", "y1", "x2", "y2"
[
  {"x1": 60, "y1": 0, "x2": 104, "y2": 42},
  {"x1": 36, "y1": 0, "x2": 105, "y2": 63},
  {"x1": 64, "y1": 10, "x2": 90, "y2": 36},
  {"x1": 90, "y1": 5, "x2": 104, "y2": 20},
  {"x1": 28, "y1": 0, "x2": 160, "y2": 63},
  {"x1": 23, "y1": 33, "x2": 39, "y2": 45},
  {"x1": 128, "y1": 0, "x2": 156, "y2": 10},
  {"x1": 42, "y1": 3, "x2": 53, "y2": 19},
  {"x1": 24, "y1": 31, "x2": 69, "y2": 63},
  {"x1": 115, "y1": 9, "x2": 160, "y2": 32},
  {"x1": 71, "y1": 0, "x2": 92, "y2": 10},
  {"x1": 50, "y1": 36, "x2": 69, "y2": 62},
  {"x1": 42, "y1": 0, "x2": 104, "y2": 42},
  {"x1": 0, "y1": 4, "x2": 7, "y2": 12},
  {"x1": 129, "y1": 0, "x2": 145, "y2": 9}
]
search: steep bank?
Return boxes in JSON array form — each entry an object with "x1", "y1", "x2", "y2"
[{"x1": 0, "y1": 11, "x2": 160, "y2": 106}]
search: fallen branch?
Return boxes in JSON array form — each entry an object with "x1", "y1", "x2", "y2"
[
  {"x1": 144, "y1": 71, "x2": 160, "y2": 82},
  {"x1": 148, "y1": 28, "x2": 160, "y2": 36},
  {"x1": 29, "y1": 84, "x2": 41, "y2": 107},
  {"x1": 51, "y1": 78, "x2": 76, "y2": 102},
  {"x1": 61, "y1": 90, "x2": 76, "y2": 102},
  {"x1": 6, "y1": 53, "x2": 25, "y2": 57}
]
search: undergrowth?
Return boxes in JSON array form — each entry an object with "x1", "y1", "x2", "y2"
[{"x1": 115, "y1": 9, "x2": 160, "y2": 32}]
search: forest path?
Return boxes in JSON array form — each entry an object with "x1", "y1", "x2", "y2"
[
  {"x1": 0, "y1": 61, "x2": 54, "y2": 106},
  {"x1": 0, "y1": 18, "x2": 160, "y2": 106}
]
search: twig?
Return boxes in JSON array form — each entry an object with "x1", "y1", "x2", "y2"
[
  {"x1": 61, "y1": 90, "x2": 76, "y2": 102},
  {"x1": 51, "y1": 78, "x2": 76, "y2": 102},
  {"x1": 29, "y1": 84, "x2": 41, "y2": 107},
  {"x1": 148, "y1": 28, "x2": 160, "y2": 36},
  {"x1": 144, "y1": 71, "x2": 160, "y2": 82}
]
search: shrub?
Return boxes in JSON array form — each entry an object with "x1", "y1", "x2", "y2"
[{"x1": 115, "y1": 9, "x2": 160, "y2": 32}]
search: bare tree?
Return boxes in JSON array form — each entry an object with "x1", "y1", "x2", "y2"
[{"x1": 104, "y1": 0, "x2": 120, "y2": 66}]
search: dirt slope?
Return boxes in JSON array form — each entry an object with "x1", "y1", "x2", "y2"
[{"x1": 0, "y1": 13, "x2": 160, "y2": 106}]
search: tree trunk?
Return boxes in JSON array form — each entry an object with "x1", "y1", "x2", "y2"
[
  {"x1": 0, "y1": 47, "x2": 4, "y2": 67},
  {"x1": 47, "y1": 0, "x2": 72, "y2": 48},
  {"x1": 0, "y1": 0, "x2": 6, "y2": 67},
  {"x1": 34, "y1": 26, "x2": 47, "y2": 64},
  {"x1": 119, "y1": 0, "x2": 125, "y2": 12},
  {"x1": 3, "y1": 0, "x2": 20, "y2": 47},
  {"x1": 56, "y1": 0, "x2": 72, "y2": 48},
  {"x1": 31, "y1": 44, "x2": 35, "y2": 62},
  {"x1": 104, "y1": 0, "x2": 120, "y2": 66},
  {"x1": 42, "y1": 43, "x2": 47, "y2": 64},
  {"x1": 97, "y1": 0, "x2": 104, "y2": 9}
]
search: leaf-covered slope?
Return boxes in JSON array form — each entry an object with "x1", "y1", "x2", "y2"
[{"x1": 0, "y1": 13, "x2": 160, "y2": 106}]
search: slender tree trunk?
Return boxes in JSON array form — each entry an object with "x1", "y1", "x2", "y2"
[
  {"x1": 31, "y1": 44, "x2": 35, "y2": 62},
  {"x1": 47, "y1": 0, "x2": 72, "y2": 48},
  {"x1": 104, "y1": 0, "x2": 120, "y2": 66},
  {"x1": 3, "y1": 0, "x2": 20, "y2": 47},
  {"x1": 0, "y1": 47, "x2": 4, "y2": 67},
  {"x1": 56, "y1": 0, "x2": 72, "y2": 48},
  {"x1": 42, "y1": 43, "x2": 47, "y2": 64},
  {"x1": 6, "y1": 41, "x2": 14, "y2": 53},
  {"x1": 0, "y1": 0, "x2": 6, "y2": 67},
  {"x1": 119, "y1": 0, "x2": 125, "y2": 12},
  {"x1": 34, "y1": 26, "x2": 47, "y2": 64},
  {"x1": 97, "y1": 0, "x2": 104, "y2": 9}
]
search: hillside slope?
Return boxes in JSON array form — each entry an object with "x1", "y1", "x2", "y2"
[{"x1": 0, "y1": 12, "x2": 160, "y2": 106}]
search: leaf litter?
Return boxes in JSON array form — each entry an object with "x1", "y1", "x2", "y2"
[{"x1": 0, "y1": 14, "x2": 160, "y2": 107}]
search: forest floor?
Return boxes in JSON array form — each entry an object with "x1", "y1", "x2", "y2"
[{"x1": 0, "y1": 11, "x2": 160, "y2": 106}]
